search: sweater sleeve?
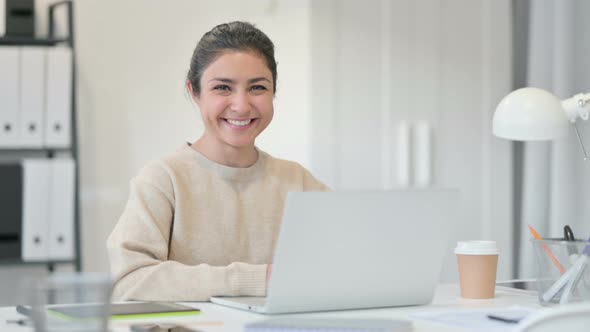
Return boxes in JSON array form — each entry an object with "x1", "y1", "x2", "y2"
[
  {"x1": 107, "y1": 165, "x2": 267, "y2": 302},
  {"x1": 302, "y1": 167, "x2": 331, "y2": 191}
]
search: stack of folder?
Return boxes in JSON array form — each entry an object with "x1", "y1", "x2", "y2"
[
  {"x1": 0, "y1": 46, "x2": 72, "y2": 149},
  {"x1": 0, "y1": 159, "x2": 75, "y2": 262}
]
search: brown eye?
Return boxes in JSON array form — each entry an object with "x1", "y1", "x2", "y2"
[
  {"x1": 214, "y1": 85, "x2": 231, "y2": 91},
  {"x1": 250, "y1": 85, "x2": 267, "y2": 91}
]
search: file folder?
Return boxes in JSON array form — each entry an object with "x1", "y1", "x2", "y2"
[
  {"x1": 5, "y1": 0, "x2": 35, "y2": 37},
  {"x1": 47, "y1": 158, "x2": 75, "y2": 260},
  {"x1": 0, "y1": 0, "x2": 5, "y2": 36},
  {"x1": 18, "y1": 47, "x2": 46, "y2": 148},
  {"x1": 21, "y1": 159, "x2": 50, "y2": 261},
  {"x1": 0, "y1": 164, "x2": 23, "y2": 260},
  {"x1": 44, "y1": 47, "x2": 72, "y2": 148},
  {"x1": 0, "y1": 47, "x2": 20, "y2": 148}
]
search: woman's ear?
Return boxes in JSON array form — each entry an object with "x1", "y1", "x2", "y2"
[{"x1": 186, "y1": 81, "x2": 200, "y2": 107}]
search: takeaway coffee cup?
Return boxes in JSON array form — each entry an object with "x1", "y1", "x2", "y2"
[{"x1": 455, "y1": 241, "x2": 499, "y2": 299}]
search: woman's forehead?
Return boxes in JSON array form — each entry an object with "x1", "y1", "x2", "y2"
[{"x1": 203, "y1": 51, "x2": 272, "y2": 80}]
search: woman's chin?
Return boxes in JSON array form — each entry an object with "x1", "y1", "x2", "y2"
[{"x1": 223, "y1": 138, "x2": 256, "y2": 149}]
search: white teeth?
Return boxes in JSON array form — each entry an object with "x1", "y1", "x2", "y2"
[{"x1": 227, "y1": 119, "x2": 252, "y2": 126}]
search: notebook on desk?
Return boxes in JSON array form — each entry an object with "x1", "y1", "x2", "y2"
[
  {"x1": 211, "y1": 189, "x2": 459, "y2": 314},
  {"x1": 17, "y1": 302, "x2": 200, "y2": 320}
]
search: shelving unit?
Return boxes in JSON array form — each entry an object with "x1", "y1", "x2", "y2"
[{"x1": 0, "y1": 0, "x2": 80, "y2": 272}]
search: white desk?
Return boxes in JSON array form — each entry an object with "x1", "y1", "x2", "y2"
[{"x1": 0, "y1": 284, "x2": 540, "y2": 332}]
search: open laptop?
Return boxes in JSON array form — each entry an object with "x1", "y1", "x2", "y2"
[{"x1": 210, "y1": 189, "x2": 458, "y2": 314}]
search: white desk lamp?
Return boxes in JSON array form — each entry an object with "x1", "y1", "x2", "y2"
[{"x1": 493, "y1": 87, "x2": 590, "y2": 159}]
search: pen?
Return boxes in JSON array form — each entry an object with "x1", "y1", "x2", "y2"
[
  {"x1": 564, "y1": 225, "x2": 579, "y2": 256},
  {"x1": 486, "y1": 314, "x2": 522, "y2": 324},
  {"x1": 16, "y1": 304, "x2": 32, "y2": 316},
  {"x1": 542, "y1": 253, "x2": 585, "y2": 302},
  {"x1": 6, "y1": 319, "x2": 30, "y2": 326},
  {"x1": 528, "y1": 224, "x2": 565, "y2": 274},
  {"x1": 543, "y1": 241, "x2": 590, "y2": 303},
  {"x1": 560, "y1": 239, "x2": 590, "y2": 304},
  {"x1": 564, "y1": 225, "x2": 576, "y2": 241}
]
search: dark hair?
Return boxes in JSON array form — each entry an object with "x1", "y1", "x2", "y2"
[{"x1": 187, "y1": 21, "x2": 277, "y2": 95}]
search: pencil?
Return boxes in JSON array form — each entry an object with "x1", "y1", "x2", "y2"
[{"x1": 528, "y1": 224, "x2": 565, "y2": 274}]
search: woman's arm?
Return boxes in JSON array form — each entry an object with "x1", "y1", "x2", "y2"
[
  {"x1": 107, "y1": 173, "x2": 267, "y2": 302},
  {"x1": 301, "y1": 167, "x2": 331, "y2": 191}
]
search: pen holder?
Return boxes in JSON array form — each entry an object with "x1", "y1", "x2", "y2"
[{"x1": 531, "y1": 239, "x2": 590, "y2": 306}]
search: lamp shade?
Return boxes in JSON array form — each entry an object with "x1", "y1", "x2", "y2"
[{"x1": 492, "y1": 87, "x2": 569, "y2": 141}]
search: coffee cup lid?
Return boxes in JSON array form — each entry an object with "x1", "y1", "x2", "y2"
[{"x1": 454, "y1": 240, "x2": 499, "y2": 255}]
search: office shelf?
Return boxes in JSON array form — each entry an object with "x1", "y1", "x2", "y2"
[
  {"x1": 0, "y1": 259, "x2": 76, "y2": 273},
  {"x1": 0, "y1": 1, "x2": 81, "y2": 272},
  {"x1": 0, "y1": 147, "x2": 71, "y2": 152},
  {"x1": 0, "y1": 37, "x2": 68, "y2": 46},
  {"x1": 0, "y1": 259, "x2": 75, "y2": 265}
]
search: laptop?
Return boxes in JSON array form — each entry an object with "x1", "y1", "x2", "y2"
[{"x1": 210, "y1": 189, "x2": 458, "y2": 314}]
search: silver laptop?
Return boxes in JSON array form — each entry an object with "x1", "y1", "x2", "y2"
[{"x1": 210, "y1": 189, "x2": 458, "y2": 314}]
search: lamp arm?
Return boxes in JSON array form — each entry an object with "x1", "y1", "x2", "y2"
[
  {"x1": 561, "y1": 92, "x2": 590, "y2": 161},
  {"x1": 561, "y1": 92, "x2": 590, "y2": 122}
]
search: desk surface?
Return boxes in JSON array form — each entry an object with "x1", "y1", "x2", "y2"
[{"x1": 0, "y1": 284, "x2": 540, "y2": 332}]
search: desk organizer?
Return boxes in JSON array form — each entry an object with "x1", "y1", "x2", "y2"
[{"x1": 531, "y1": 239, "x2": 590, "y2": 305}]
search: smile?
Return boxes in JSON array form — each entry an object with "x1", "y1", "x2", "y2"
[
  {"x1": 223, "y1": 118, "x2": 257, "y2": 129},
  {"x1": 226, "y1": 119, "x2": 252, "y2": 126}
]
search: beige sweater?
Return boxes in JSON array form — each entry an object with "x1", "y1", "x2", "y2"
[{"x1": 107, "y1": 144, "x2": 328, "y2": 301}]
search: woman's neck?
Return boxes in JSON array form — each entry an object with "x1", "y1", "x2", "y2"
[{"x1": 191, "y1": 137, "x2": 258, "y2": 168}]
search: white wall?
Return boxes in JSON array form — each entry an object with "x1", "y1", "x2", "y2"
[{"x1": 310, "y1": 0, "x2": 513, "y2": 281}]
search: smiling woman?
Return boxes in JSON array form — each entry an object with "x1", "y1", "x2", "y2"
[
  {"x1": 106, "y1": 22, "x2": 328, "y2": 302},
  {"x1": 189, "y1": 51, "x2": 274, "y2": 167}
]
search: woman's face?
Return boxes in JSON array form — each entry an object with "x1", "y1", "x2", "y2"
[{"x1": 193, "y1": 51, "x2": 274, "y2": 151}]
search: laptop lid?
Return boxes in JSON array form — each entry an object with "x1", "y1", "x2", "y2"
[{"x1": 263, "y1": 189, "x2": 458, "y2": 314}]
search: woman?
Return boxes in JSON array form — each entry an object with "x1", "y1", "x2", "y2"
[{"x1": 107, "y1": 21, "x2": 328, "y2": 301}]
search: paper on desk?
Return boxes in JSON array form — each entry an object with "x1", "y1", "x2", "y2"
[{"x1": 411, "y1": 306, "x2": 538, "y2": 332}]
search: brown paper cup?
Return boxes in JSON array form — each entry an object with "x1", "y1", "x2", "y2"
[{"x1": 457, "y1": 254, "x2": 498, "y2": 299}]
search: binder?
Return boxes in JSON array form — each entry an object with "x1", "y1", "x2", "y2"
[
  {"x1": 0, "y1": 0, "x2": 5, "y2": 36},
  {"x1": 21, "y1": 159, "x2": 50, "y2": 261},
  {"x1": 44, "y1": 47, "x2": 72, "y2": 148},
  {"x1": 0, "y1": 47, "x2": 20, "y2": 147},
  {"x1": 5, "y1": 0, "x2": 35, "y2": 38},
  {"x1": 18, "y1": 47, "x2": 46, "y2": 148},
  {"x1": 47, "y1": 158, "x2": 75, "y2": 260},
  {"x1": 0, "y1": 164, "x2": 23, "y2": 260}
]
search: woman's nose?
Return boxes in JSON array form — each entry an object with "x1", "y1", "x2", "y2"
[{"x1": 230, "y1": 91, "x2": 251, "y2": 113}]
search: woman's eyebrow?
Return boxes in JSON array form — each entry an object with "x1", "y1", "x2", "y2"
[
  {"x1": 209, "y1": 78, "x2": 235, "y2": 84},
  {"x1": 248, "y1": 77, "x2": 271, "y2": 84},
  {"x1": 208, "y1": 77, "x2": 270, "y2": 84}
]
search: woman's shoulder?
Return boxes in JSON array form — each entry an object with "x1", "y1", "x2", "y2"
[
  {"x1": 261, "y1": 150, "x2": 308, "y2": 174},
  {"x1": 261, "y1": 150, "x2": 330, "y2": 191},
  {"x1": 134, "y1": 144, "x2": 201, "y2": 187}
]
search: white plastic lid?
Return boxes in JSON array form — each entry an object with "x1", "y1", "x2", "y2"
[{"x1": 454, "y1": 241, "x2": 499, "y2": 255}]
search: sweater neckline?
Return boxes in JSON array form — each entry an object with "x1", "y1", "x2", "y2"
[{"x1": 182, "y1": 143, "x2": 266, "y2": 182}]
